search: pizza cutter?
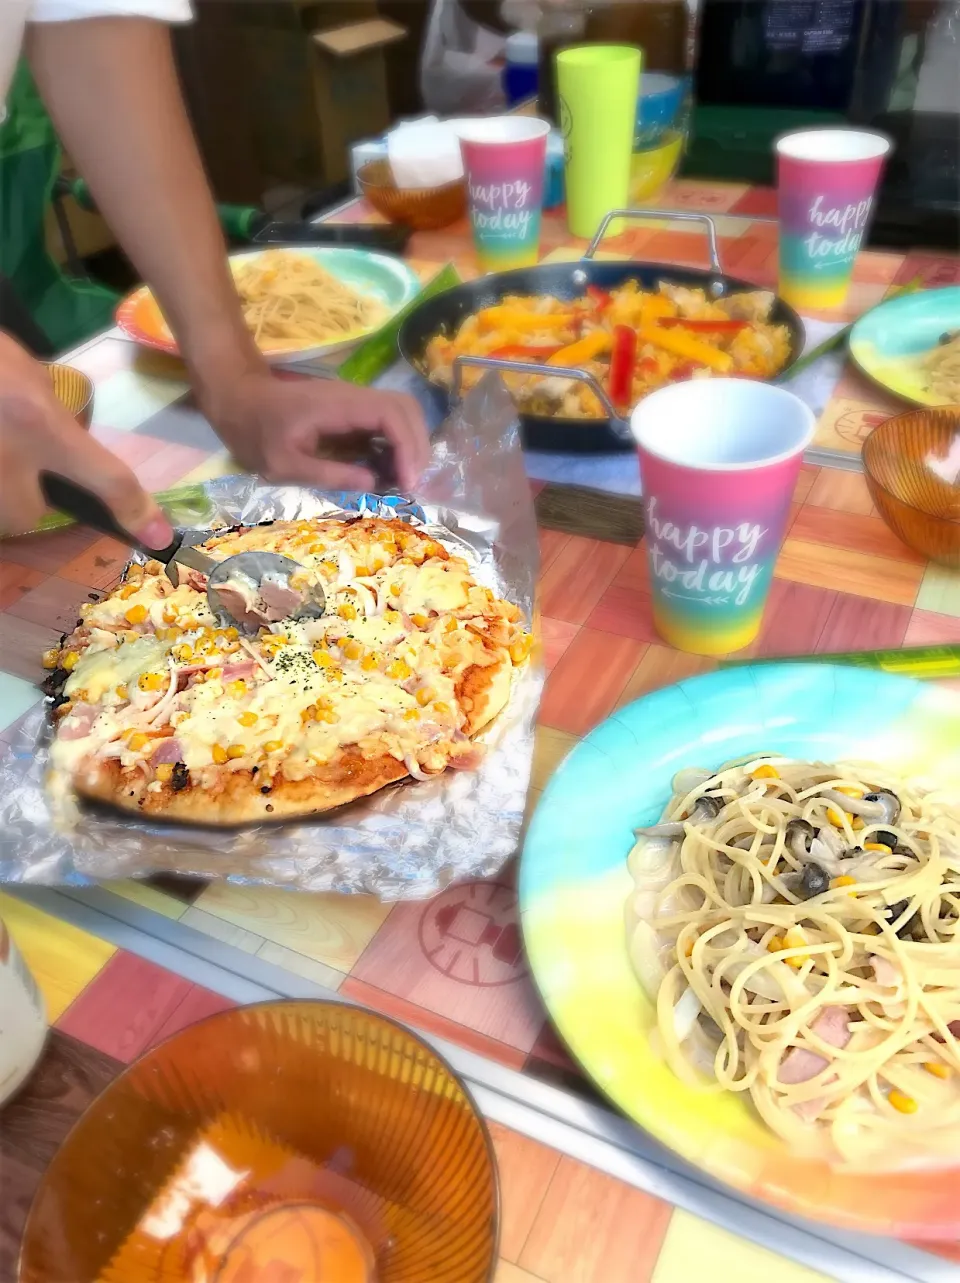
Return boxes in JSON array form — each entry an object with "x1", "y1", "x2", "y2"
[{"x1": 39, "y1": 473, "x2": 326, "y2": 631}]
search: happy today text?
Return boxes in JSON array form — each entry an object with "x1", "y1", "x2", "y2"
[
  {"x1": 803, "y1": 193, "x2": 873, "y2": 262},
  {"x1": 646, "y1": 497, "x2": 769, "y2": 607}
]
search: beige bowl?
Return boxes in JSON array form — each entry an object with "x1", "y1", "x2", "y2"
[{"x1": 47, "y1": 362, "x2": 94, "y2": 429}]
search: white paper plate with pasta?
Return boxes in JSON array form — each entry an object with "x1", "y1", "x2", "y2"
[{"x1": 116, "y1": 247, "x2": 423, "y2": 365}]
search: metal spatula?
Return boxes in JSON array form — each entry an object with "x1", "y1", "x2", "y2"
[{"x1": 39, "y1": 473, "x2": 325, "y2": 631}]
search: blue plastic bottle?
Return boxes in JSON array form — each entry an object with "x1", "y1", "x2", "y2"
[{"x1": 503, "y1": 32, "x2": 540, "y2": 107}]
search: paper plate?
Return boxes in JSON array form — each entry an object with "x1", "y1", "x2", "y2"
[
  {"x1": 116, "y1": 247, "x2": 422, "y2": 365},
  {"x1": 520, "y1": 663, "x2": 960, "y2": 1237},
  {"x1": 848, "y1": 285, "x2": 960, "y2": 407}
]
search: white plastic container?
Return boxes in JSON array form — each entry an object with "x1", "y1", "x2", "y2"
[{"x1": 0, "y1": 917, "x2": 47, "y2": 1107}]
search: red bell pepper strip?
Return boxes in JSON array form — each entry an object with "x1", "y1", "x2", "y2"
[
  {"x1": 488, "y1": 344, "x2": 564, "y2": 361},
  {"x1": 586, "y1": 284, "x2": 612, "y2": 312},
  {"x1": 658, "y1": 318, "x2": 749, "y2": 333},
  {"x1": 608, "y1": 325, "x2": 637, "y2": 408},
  {"x1": 668, "y1": 361, "x2": 704, "y2": 382}
]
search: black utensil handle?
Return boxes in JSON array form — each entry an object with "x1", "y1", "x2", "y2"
[{"x1": 39, "y1": 472, "x2": 182, "y2": 562}]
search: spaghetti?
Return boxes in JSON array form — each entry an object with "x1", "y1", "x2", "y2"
[
  {"x1": 233, "y1": 251, "x2": 386, "y2": 350},
  {"x1": 923, "y1": 331, "x2": 960, "y2": 404},
  {"x1": 625, "y1": 756, "x2": 960, "y2": 1168}
]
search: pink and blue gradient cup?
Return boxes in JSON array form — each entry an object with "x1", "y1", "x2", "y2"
[
  {"x1": 631, "y1": 380, "x2": 816, "y2": 656},
  {"x1": 455, "y1": 117, "x2": 551, "y2": 271},
  {"x1": 777, "y1": 127, "x2": 891, "y2": 312}
]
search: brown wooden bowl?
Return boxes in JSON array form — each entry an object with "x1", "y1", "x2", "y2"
[
  {"x1": 862, "y1": 406, "x2": 960, "y2": 568},
  {"x1": 357, "y1": 160, "x2": 467, "y2": 231},
  {"x1": 19, "y1": 1000, "x2": 499, "y2": 1283},
  {"x1": 47, "y1": 362, "x2": 94, "y2": 429}
]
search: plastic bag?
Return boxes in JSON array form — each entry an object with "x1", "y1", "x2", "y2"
[{"x1": 419, "y1": 0, "x2": 508, "y2": 115}]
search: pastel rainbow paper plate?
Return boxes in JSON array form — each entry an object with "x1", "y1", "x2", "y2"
[
  {"x1": 520, "y1": 663, "x2": 960, "y2": 1238},
  {"x1": 848, "y1": 285, "x2": 960, "y2": 408},
  {"x1": 116, "y1": 246, "x2": 421, "y2": 366}
]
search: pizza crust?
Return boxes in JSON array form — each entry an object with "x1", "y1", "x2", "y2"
[
  {"x1": 72, "y1": 652, "x2": 514, "y2": 824},
  {"x1": 75, "y1": 749, "x2": 412, "y2": 824}
]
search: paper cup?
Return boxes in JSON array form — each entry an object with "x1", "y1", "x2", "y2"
[
  {"x1": 777, "y1": 127, "x2": 891, "y2": 311},
  {"x1": 456, "y1": 116, "x2": 551, "y2": 271},
  {"x1": 556, "y1": 45, "x2": 642, "y2": 240},
  {"x1": 631, "y1": 380, "x2": 816, "y2": 656}
]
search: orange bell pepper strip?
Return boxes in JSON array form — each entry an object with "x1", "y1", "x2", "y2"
[
  {"x1": 546, "y1": 330, "x2": 612, "y2": 367},
  {"x1": 639, "y1": 325, "x2": 733, "y2": 373},
  {"x1": 658, "y1": 317, "x2": 749, "y2": 333},
  {"x1": 488, "y1": 344, "x2": 564, "y2": 360},
  {"x1": 477, "y1": 306, "x2": 575, "y2": 333}
]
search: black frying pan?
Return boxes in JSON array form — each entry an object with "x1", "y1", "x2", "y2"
[{"x1": 397, "y1": 210, "x2": 806, "y2": 454}]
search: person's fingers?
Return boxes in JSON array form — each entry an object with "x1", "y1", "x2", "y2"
[
  {"x1": 0, "y1": 466, "x2": 45, "y2": 537},
  {"x1": 366, "y1": 393, "x2": 429, "y2": 491},
  {"x1": 390, "y1": 393, "x2": 431, "y2": 489},
  {"x1": 54, "y1": 429, "x2": 173, "y2": 549},
  {"x1": 267, "y1": 450, "x2": 376, "y2": 493}
]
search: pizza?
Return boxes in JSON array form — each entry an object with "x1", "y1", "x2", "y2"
[{"x1": 43, "y1": 517, "x2": 531, "y2": 825}]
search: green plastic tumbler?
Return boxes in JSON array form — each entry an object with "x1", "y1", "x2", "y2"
[{"x1": 556, "y1": 45, "x2": 642, "y2": 240}]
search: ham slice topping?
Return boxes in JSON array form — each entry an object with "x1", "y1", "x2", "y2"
[
  {"x1": 58, "y1": 703, "x2": 99, "y2": 740},
  {"x1": 779, "y1": 1007, "x2": 851, "y2": 1085},
  {"x1": 150, "y1": 738, "x2": 184, "y2": 765},
  {"x1": 870, "y1": 955, "x2": 902, "y2": 988},
  {"x1": 215, "y1": 572, "x2": 305, "y2": 629},
  {"x1": 259, "y1": 577, "x2": 303, "y2": 618}
]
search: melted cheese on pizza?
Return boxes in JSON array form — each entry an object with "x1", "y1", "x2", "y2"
[{"x1": 45, "y1": 518, "x2": 530, "y2": 818}]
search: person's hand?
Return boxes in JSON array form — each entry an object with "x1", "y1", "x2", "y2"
[
  {"x1": 200, "y1": 370, "x2": 431, "y2": 493},
  {"x1": 0, "y1": 331, "x2": 173, "y2": 546}
]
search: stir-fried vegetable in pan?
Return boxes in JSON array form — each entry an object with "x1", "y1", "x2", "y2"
[{"x1": 423, "y1": 282, "x2": 793, "y2": 419}]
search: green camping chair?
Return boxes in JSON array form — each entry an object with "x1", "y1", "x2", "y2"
[{"x1": 0, "y1": 60, "x2": 119, "y2": 355}]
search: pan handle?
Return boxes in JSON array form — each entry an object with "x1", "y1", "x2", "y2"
[
  {"x1": 452, "y1": 355, "x2": 628, "y2": 431},
  {"x1": 582, "y1": 209, "x2": 721, "y2": 274}
]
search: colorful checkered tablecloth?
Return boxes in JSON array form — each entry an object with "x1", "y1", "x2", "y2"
[
  {"x1": 1, "y1": 890, "x2": 838, "y2": 1283},
  {"x1": 2, "y1": 179, "x2": 960, "y2": 1282}
]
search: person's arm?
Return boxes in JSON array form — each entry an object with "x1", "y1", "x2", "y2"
[
  {"x1": 27, "y1": 17, "x2": 254, "y2": 398},
  {"x1": 26, "y1": 17, "x2": 429, "y2": 491}
]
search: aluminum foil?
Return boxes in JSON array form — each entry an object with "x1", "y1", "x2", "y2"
[{"x1": 0, "y1": 376, "x2": 542, "y2": 900}]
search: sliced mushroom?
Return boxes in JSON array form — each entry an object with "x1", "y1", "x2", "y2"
[
  {"x1": 798, "y1": 861, "x2": 830, "y2": 898},
  {"x1": 634, "y1": 820, "x2": 685, "y2": 839},
  {"x1": 672, "y1": 767, "x2": 714, "y2": 795},
  {"x1": 884, "y1": 899, "x2": 926, "y2": 941},
  {"x1": 814, "y1": 823, "x2": 846, "y2": 859},
  {"x1": 808, "y1": 835, "x2": 844, "y2": 876},
  {"x1": 785, "y1": 819, "x2": 816, "y2": 861},
  {"x1": 634, "y1": 794, "x2": 722, "y2": 839},
  {"x1": 819, "y1": 788, "x2": 900, "y2": 822},
  {"x1": 871, "y1": 828, "x2": 899, "y2": 849},
  {"x1": 864, "y1": 790, "x2": 901, "y2": 825},
  {"x1": 690, "y1": 795, "x2": 722, "y2": 823}
]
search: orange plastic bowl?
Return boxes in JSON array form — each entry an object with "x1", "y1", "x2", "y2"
[
  {"x1": 357, "y1": 160, "x2": 467, "y2": 231},
  {"x1": 20, "y1": 1001, "x2": 499, "y2": 1283},
  {"x1": 862, "y1": 406, "x2": 960, "y2": 569}
]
